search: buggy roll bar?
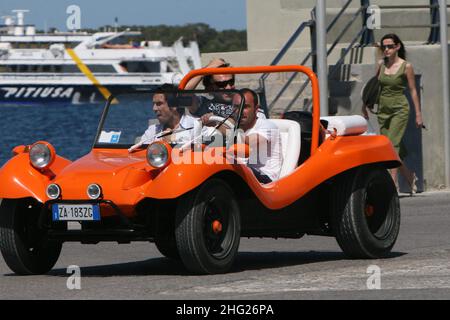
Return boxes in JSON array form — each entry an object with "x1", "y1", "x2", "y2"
[{"x1": 178, "y1": 65, "x2": 321, "y2": 156}]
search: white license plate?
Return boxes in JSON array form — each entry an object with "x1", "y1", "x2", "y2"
[{"x1": 52, "y1": 204, "x2": 100, "y2": 221}]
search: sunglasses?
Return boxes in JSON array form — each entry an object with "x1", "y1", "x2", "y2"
[
  {"x1": 381, "y1": 44, "x2": 396, "y2": 50},
  {"x1": 213, "y1": 78, "x2": 235, "y2": 88}
]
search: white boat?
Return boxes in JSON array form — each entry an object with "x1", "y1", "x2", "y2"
[{"x1": 0, "y1": 10, "x2": 201, "y2": 104}]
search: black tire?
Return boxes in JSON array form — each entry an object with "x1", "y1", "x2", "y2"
[
  {"x1": 155, "y1": 234, "x2": 180, "y2": 261},
  {"x1": 331, "y1": 166, "x2": 400, "y2": 259},
  {"x1": 175, "y1": 179, "x2": 241, "y2": 274},
  {"x1": 154, "y1": 203, "x2": 180, "y2": 261},
  {"x1": 0, "y1": 199, "x2": 62, "y2": 275}
]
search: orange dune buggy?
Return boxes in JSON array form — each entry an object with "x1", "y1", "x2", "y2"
[{"x1": 0, "y1": 66, "x2": 401, "y2": 275}]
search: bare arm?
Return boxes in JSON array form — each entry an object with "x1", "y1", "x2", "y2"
[
  {"x1": 184, "y1": 58, "x2": 227, "y2": 90},
  {"x1": 405, "y1": 63, "x2": 424, "y2": 128},
  {"x1": 185, "y1": 58, "x2": 228, "y2": 114}
]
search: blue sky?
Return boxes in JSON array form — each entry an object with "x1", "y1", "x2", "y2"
[{"x1": 0, "y1": 0, "x2": 247, "y2": 31}]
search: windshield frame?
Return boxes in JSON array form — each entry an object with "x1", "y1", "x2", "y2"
[{"x1": 92, "y1": 89, "x2": 245, "y2": 150}]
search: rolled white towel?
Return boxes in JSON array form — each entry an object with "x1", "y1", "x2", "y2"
[{"x1": 321, "y1": 115, "x2": 368, "y2": 136}]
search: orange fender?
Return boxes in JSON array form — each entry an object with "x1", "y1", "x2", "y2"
[
  {"x1": 238, "y1": 135, "x2": 401, "y2": 210},
  {"x1": 143, "y1": 147, "x2": 238, "y2": 199},
  {"x1": 144, "y1": 135, "x2": 400, "y2": 209},
  {"x1": 0, "y1": 148, "x2": 71, "y2": 202}
]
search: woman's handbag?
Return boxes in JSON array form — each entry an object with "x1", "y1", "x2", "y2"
[{"x1": 362, "y1": 76, "x2": 381, "y2": 114}]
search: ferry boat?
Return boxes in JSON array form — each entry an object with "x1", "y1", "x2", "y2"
[{"x1": 0, "y1": 10, "x2": 201, "y2": 104}]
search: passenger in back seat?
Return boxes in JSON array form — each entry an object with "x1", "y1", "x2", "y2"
[
  {"x1": 184, "y1": 58, "x2": 266, "y2": 123},
  {"x1": 232, "y1": 89, "x2": 282, "y2": 184}
]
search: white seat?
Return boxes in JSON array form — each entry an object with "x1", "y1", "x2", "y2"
[{"x1": 269, "y1": 119, "x2": 301, "y2": 178}]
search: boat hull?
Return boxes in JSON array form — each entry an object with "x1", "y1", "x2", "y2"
[{"x1": 0, "y1": 84, "x2": 157, "y2": 104}]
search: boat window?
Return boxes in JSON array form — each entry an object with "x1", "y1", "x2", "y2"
[
  {"x1": 60, "y1": 65, "x2": 80, "y2": 73},
  {"x1": 18, "y1": 65, "x2": 28, "y2": 72},
  {"x1": 119, "y1": 61, "x2": 160, "y2": 73},
  {"x1": 2, "y1": 64, "x2": 116, "y2": 73},
  {"x1": 87, "y1": 65, "x2": 117, "y2": 73}
]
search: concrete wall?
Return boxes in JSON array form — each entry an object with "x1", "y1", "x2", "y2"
[
  {"x1": 247, "y1": 0, "x2": 450, "y2": 50},
  {"x1": 406, "y1": 46, "x2": 448, "y2": 191}
]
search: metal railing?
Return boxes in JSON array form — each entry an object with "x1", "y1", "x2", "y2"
[
  {"x1": 294, "y1": 3, "x2": 370, "y2": 112},
  {"x1": 374, "y1": 2, "x2": 450, "y2": 44},
  {"x1": 257, "y1": 19, "x2": 315, "y2": 116},
  {"x1": 259, "y1": 0, "x2": 362, "y2": 114},
  {"x1": 258, "y1": 0, "x2": 449, "y2": 115},
  {"x1": 357, "y1": 1, "x2": 450, "y2": 45}
]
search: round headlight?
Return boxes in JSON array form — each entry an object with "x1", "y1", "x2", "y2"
[
  {"x1": 146, "y1": 141, "x2": 171, "y2": 169},
  {"x1": 87, "y1": 183, "x2": 102, "y2": 200},
  {"x1": 46, "y1": 184, "x2": 61, "y2": 199},
  {"x1": 29, "y1": 142, "x2": 55, "y2": 169}
]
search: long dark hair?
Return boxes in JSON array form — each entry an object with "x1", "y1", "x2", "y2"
[{"x1": 380, "y1": 33, "x2": 406, "y2": 59}]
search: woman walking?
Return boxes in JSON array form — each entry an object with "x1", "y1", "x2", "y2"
[{"x1": 363, "y1": 33, "x2": 424, "y2": 193}]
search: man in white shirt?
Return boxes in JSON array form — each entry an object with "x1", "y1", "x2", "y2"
[
  {"x1": 233, "y1": 89, "x2": 282, "y2": 184},
  {"x1": 139, "y1": 84, "x2": 196, "y2": 145}
]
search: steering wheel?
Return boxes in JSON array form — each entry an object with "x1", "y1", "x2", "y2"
[{"x1": 207, "y1": 115, "x2": 236, "y2": 130}]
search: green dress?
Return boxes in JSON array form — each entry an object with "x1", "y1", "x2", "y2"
[{"x1": 377, "y1": 61, "x2": 410, "y2": 159}]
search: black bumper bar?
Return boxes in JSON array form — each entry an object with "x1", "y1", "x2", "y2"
[{"x1": 39, "y1": 199, "x2": 151, "y2": 242}]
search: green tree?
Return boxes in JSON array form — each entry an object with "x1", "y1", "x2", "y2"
[{"x1": 80, "y1": 23, "x2": 247, "y2": 53}]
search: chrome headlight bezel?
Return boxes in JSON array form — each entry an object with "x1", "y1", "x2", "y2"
[
  {"x1": 146, "y1": 141, "x2": 171, "y2": 169},
  {"x1": 87, "y1": 183, "x2": 102, "y2": 200},
  {"x1": 46, "y1": 183, "x2": 61, "y2": 200},
  {"x1": 29, "y1": 141, "x2": 55, "y2": 170}
]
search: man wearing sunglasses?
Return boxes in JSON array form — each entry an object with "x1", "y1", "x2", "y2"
[
  {"x1": 185, "y1": 58, "x2": 265, "y2": 124},
  {"x1": 184, "y1": 58, "x2": 235, "y2": 122}
]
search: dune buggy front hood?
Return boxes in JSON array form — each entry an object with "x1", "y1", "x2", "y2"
[{"x1": 52, "y1": 149, "x2": 153, "y2": 200}]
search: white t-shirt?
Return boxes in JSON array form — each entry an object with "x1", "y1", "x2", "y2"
[
  {"x1": 139, "y1": 114, "x2": 197, "y2": 145},
  {"x1": 244, "y1": 118, "x2": 283, "y2": 181}
]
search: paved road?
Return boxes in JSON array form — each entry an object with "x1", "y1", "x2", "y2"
[{"x1": 1, "y1": 191, "x2": 450, "y2": 300}]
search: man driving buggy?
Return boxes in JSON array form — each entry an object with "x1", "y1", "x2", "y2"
[{"x1": 137, "y1": 84, "x2": 197, "y2": 146}]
